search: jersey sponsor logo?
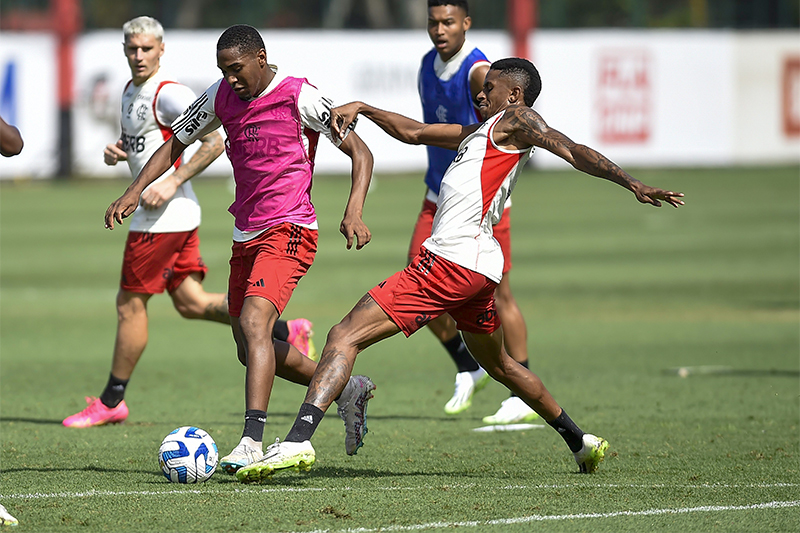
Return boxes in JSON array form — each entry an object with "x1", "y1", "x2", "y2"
[
  {"x1": 226, "y1": 133, "x2": 281, "y2": 159},
  {"x1": 251, "y1": 278, "x2": 265, "y2": 287},
  {"x1": 121, "y1": 133, "x2": 145, "y2": 153}
]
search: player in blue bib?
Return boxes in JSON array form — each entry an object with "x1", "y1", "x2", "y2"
[{"x1": 410, "y1": 0, "x2": 538, "y2": 424}]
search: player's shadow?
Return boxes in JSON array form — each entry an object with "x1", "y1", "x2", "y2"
[
  {"x1": 263, "y1": 412, "x2": 479, "y2": 422},
  {"x1": 210, "y1": 465, "x2": 487, "y2": 487},
  {"x1": 1, "y1": 464, "x2": 157, "y2": 476},
  {"x1": 0, "y1": 417, "x2": 65, "y2": 425}
]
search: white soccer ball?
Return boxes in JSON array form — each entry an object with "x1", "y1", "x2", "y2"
[{"x1": 158, "y1": 426, "x2": 218, "y2": 483}]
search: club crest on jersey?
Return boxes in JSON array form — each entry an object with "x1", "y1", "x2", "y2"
[
  {"x1": 136, "y1": 104, "x2": 147, "y2": 121},
  {"x1": 436, "y1": 104, "x2": 448, "y2": 122},
  {"x1": 244, "y1": 125, "x2": 261, "y2": 142}
]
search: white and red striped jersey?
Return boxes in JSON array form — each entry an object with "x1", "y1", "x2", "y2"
[
  {"x1": 119, "y1": 70, "x2": 201, "y2": 233},
  {"x1": 422, "y1": 110, "x2": 532, "y2": 282}
]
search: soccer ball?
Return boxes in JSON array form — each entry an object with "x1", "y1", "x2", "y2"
[{"x1": 158, "y1": 426, "x2": 218, "y2": 483}]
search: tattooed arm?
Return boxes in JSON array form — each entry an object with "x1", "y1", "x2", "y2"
[{"x1": 503, "y1": 105, "x2": 684, "y2": 208}]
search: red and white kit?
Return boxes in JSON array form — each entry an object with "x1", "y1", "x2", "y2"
[
  {"x1": 118, "y1": 71, "x2": 208, "y2": 294},
  {"x1": 371, "y1": 110, "x2": 532, "y2": 335},
  {"x1": 120, "y1": 70, "x2": 201, "y2": 233}
]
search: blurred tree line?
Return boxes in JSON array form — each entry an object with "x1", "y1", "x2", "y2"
[{"x1": 2, "y1": 0, "x2": 797, "y2": 30}]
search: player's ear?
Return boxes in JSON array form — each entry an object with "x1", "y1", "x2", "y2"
[
  {"x1": 463, "y1": 16, "x2": 472, "y2": 32},
  {"x1": 257, "y1": 49, "x2": 267, "y2": 67},
  {"x1": 508, "y1": 86, "x2": 523, "y2": 104}
]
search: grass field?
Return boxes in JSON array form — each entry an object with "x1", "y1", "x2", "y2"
[{"x1": 0, "y1": 166, "x2": 798, "y2": 532}]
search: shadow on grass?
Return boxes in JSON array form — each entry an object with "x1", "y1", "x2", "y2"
[
  {"x1": 0, "y1": 417, "x2": 64, "y2": 425},
  {"x1": 1, "y1": 464, "x2": 162, "y2": 477},
  {"x1": 201, "y1": 465, "x2": 487, "y2": 487},
  {"x1": 663, "y1": 367, "x2": 800, "y2": 378}
]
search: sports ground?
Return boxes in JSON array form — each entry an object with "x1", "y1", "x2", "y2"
[{"x1": 0, "y1": 166, "x2": 797, "y2": 532}]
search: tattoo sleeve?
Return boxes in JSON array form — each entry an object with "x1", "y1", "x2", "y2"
[
  {"x1": 510, "y1": 106, "x2": 640, "y2": 191},
  {"x1": 172, "y1": 132, "x2": 224, "y2": 184}
]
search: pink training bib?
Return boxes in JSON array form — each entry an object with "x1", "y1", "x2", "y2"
[{"x1": 215, "y1": 76, "x2": 319, "y2": 232}]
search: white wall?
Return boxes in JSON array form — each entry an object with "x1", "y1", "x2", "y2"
[
  {"x1": 1, "y1": 29, "x2": 797, "y2": 179},
  {"x1": 0, "y1": 34, "x2": 59, "y2": 178}
]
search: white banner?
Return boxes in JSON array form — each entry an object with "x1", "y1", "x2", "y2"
[
  {"x1": 0, "y1": 34, "x2": 59, "y2": 178},
  {"x1": 2, "y1": 29, "x2": 797, "y2": 180}
]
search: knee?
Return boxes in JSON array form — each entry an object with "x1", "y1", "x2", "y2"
[
  {"x1": 116, "y1": 292, "x2": 146, "y2": 321},
  {"x1": 173, "y1": 297, "x2": 204, "y2": 319},
  {"x1": 325, "y1": 322, "x2": 348, "y2": 348}
]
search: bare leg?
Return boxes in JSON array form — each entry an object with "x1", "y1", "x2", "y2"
[
  {"x1": 110, "y1": 290, "x2": 152, "y2": 380},
  {"x1": 494, "y1": 273, "x2": 528, "y2": 363},
  {"x1": 426, "y1": 313, "x2": 458, "y2": 342},
  {"x1": 462, "y1": 328, "x2": 561, "y2": 421},
  {"x1": 304, "y1": 294, "x2": 400, "y2": 412},
  {"x1": 170, "y1": 273, "x2": 230, "y2": 324},
  {"x1": 236, "y1": 296, "x2": 280, "y2": 413}
]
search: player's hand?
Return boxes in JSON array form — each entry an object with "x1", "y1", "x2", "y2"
[
  {"x1": 632, "y1": 183, "x2": 685, "y2": 208},
  {"x1": 103, "y1": 140, "x2": 127, "y2": 166},
  {"x1": 331, "y1": 102, "x2": 362, "y2": 141},
  {"x1": 105, "y1": 190, "x2": 140, "y2": 229},
  {"x1": 340, "y1": 214, "x2": 371, "y2": 250},
  {"x1": 141, "y1": 175, "x2": 179, "y2": 210}
]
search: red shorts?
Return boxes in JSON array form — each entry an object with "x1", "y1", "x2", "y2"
[
  {"x1": 228, "y1": 222, "x2": 317, "y2": 318},
  {"x1": 409, "y1": 197, "x2": 512, "y2": 273},
  {"x1": 120, "y1": 229, "x2": 208, "y2": 294},
  {"x1": 369, "y1": 246, "x2": 501, "y2": 337}
]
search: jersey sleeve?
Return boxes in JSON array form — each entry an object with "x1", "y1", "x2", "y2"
[
  {"x1": 154, "y1": 83, "x2": 197, "y2": 128},
  {"x1": 172, "y1": 80, "x2": 223, "y2": 145},
  {"x1": 297, "y1": 82, "x2": 350, "y2": 147}
]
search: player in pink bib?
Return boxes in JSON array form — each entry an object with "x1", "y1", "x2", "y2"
[
  {"x1": 105, "y1": 25, "x2": 376, "y2": 473},
  {"x1": 235, "y1": 58, "x2": 684, "y2": 482}
]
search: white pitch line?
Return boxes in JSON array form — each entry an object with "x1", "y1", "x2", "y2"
[
  {"x1": 298, "y1": 501, "x2": 800, "y2": 533},
  {"x1": 1, "y1": 482, "x2": 797, "y2": 500}
]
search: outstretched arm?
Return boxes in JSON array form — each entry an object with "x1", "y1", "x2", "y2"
[
  {"x1": 505, "y1": 106, "x2": 684, "y2": 208},
  {"x1": 331, "y1": 101, "x2": 477, "y2": 151},
  {"x1": 0, "y1": 116, "x2": 23, "y2": 157},
  {"x1": 104, "y1": 135, "x2": 188, "y2": 229},
  {"x1": 140, "y1": 131, "x2": 224, "y2": 210},
  {"x1": 336, "y1": 130, "x2": 373, "y2": 250}
]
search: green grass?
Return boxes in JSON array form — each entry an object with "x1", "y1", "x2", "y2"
[{"x1": 1, "y1": 166, "x2": 798, "y2": 532}]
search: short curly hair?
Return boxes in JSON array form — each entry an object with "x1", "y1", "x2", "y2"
[
  {"x1": 217, "y1": 24, "x2": 265, "y2": 55},
  {"x1": 490, "y1": 58, "x2": 542, "y2": 106}
]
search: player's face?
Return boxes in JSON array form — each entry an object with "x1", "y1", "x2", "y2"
[
  {"x1": 217, "y1": 47, "x2": 269, "y2": 101},
  {"x1": 476, "y1": 70, "x2": 515, "y2": 119},
  {"x1": 124, "y1": 34, "x2": 164, "y2": 85},
  {"x1": 427, "y1": 5, "x2": 471, "y2": 62}
]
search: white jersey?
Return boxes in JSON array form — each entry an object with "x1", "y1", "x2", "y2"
[
  {"x1": 119, "y1": 70, "x2": 201, "y2": 233},
  {"x1": 422, "y1": 111, "x2": 532, "y2": 283}
]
